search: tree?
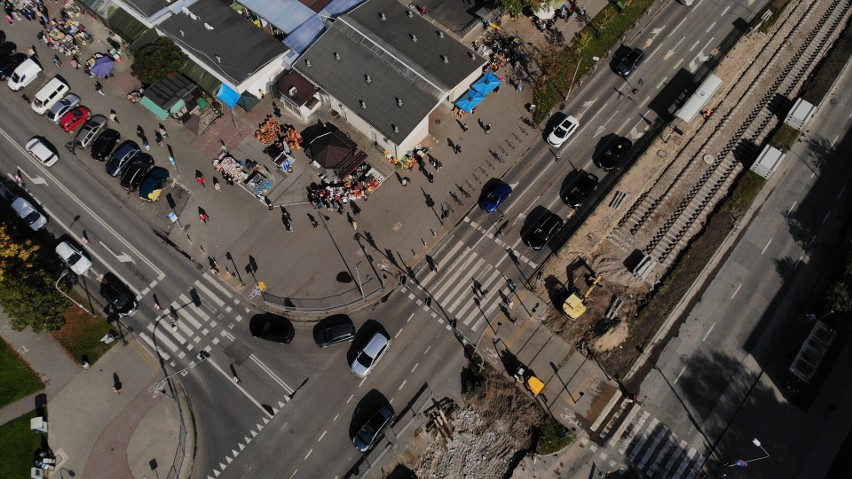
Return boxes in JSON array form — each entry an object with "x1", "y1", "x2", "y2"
[
  {"x1": 495, "y1": 0, "x2": 541, "y2": 18},
  {"x1": 131, "y1": 38, "x2": 188, "y2": 86},
  {"x1": 825, "y1": 282, "x2": 852, "y2": 314}
]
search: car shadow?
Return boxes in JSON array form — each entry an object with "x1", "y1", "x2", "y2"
[
  {"x1": 248, "y1": 313, "x2": 294, "y2": 341},
  {"x1": 559, "y1": 169, "x2": 585, "y2": 203},
  {"x1": 609, "y1": 44, "x2": 633, "y2": 74},
  {"x1": 541, "y1": 112, "x2": 568, "y2": 142}
]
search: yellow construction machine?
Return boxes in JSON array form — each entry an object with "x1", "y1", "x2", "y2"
[{"x1": 562, "y1": 274, "x2": 604, "y2": 319}]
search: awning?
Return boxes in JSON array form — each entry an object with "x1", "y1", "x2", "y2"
[
  {"x1": 216, "y1": 84, "x2": 240, "y2": 108},
  {"x1": 453, "y1": 90, "x2": 485, "y2": 113},
  {"x1": 179, "y1": 60, "x2": 222, "y2": 96},
  {"x1": 237, "y1": 93, "x2": 262, "y2": 112},
  {"x1": 139, "y1": 96, "x2": 169, "y2": 120},
  {"x1": 107, "y1": 9, "x2": 150, "y2": 44},
  {"x1": 471, "y1": 71, "x2": 502, "y2": 95}
]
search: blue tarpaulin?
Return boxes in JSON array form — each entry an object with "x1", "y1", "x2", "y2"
[
  {"x1": 454, "y1": 90, "x2": 485, "y2": 113},
  {"x1": 216, "y1": 84, "x2": 240, "y2": 108},
  {"x1": 471, "y1": 71, "x2": 502, "y2": 95},
  {"x1": 90, "y1": 56, "x2": 115, "y2": 78}
]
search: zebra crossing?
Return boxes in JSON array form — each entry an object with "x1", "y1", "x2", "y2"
[
  {"x1": 590, "y1": 401, "x2": 705, "y2": 479},
  {"x1": 136, "y1": 272, "x2": 252, "y2": 368},
  {"x1": 404, "y1": 230, "x2": 537, "y2": 332}
]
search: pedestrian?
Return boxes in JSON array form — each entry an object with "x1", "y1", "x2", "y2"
[
  {"x1": 264, "y1": 196, "x2": 273, "y2": 210},
  {"x1": 142, "y1": 137, "x2": 150, "y2": 151},
  {"x1": 199, "y1": 212, "x2": 209, "y2": 223},
  {"x1": 461, "y1": 122, "x2": 469, "y2": 132},
  {"x1": 158, "y1": 124, "x2": 169, "y2": 139},
  {"x1": 454, "y1": 144, "x2": 462, "y2": 154},
  {"x1": 70, "y1": 55, "x2": 79, "y2": 69},
  {"x1": 113, "y1": 385, "x2": 122, "y2": 394},
  {"x1": 508, "y1": 299, "x2": 514, "y2": 309},
  {"x1": 401, "y1": 176, "x2": 410, "y2": 186},
  {"x1": 351, "y1": 220, "x2": 357, "y2": 230},
  {"x1": 52, "y1": 55, "x2": 62, "y2": 68},
  {"x1": 27, "y1": 45, "x2": 35, "y2": 57},
  {"x1": 109, "y1": 110, "x2": 119, "y2": 123},
  {"x1": 481, "y1": 289, "x2": 489, "y2": 299},
  {"x1": 213, "y1": 177, "x2": 221, "y2": 192},
  {"x1": 258, "y1": 89, "x2": 265, "y2": 99},
  {"x1": 515, "y1": 80, "x2": 523, "y2": 92},
  {"x1": 136, "y1": 125, "x2": 144, "y2": 139},
  {"x1": 155, "y1": 131, "x2": 164, "y2": 147},
  {"x1": 427, "y1": 172, "x2": 434, "y2": 183},
  {"x1": 485, "y1": 123, "x2": 492, "y2": 134},
  {"x1": 5, "y1": 13, "x2": 12, "y2": 24},
  {"x1": 232, "y1": 375, "x2": 240, "y2": 383},
  {"x1": 197, "y1": 174, "x2": 206, "y2": 187},
  {"x1": 95, "y1": 81, "x2": 104, "y2": 95}
]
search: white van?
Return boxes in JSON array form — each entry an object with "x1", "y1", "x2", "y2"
[
  {"x1": 31, "y1": 76, "x2": 70, "y2": 114},
  {"x1": 8, "y1": 59, "x2": 42, "y2": 91}
]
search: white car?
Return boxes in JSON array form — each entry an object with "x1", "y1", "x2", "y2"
[
  {"x1": 350, "y1": 331, "x2": 390, "y2": 378},
  {"x1": 11, "y1": 197, "x2": 47, "y2": 230},
  {"x1": 26, "y1": 137, "x2": 58, "y2": 167},
  {"x1": 55, "y1": 241, "x2": 92, "y2": 275},
  {"x1": 546, "y1": 115, "x2": 580, "y2": 147}
]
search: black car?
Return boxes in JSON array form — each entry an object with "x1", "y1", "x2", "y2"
[
  {"x1": 525, "y1": 210, "x2": 564, "y2": 251},
  {"x1": 91, "y1": 128, "x2": 120, "y2": 161},
  {"x1": 595, "y1": 136, "x2": 633, "y2": 171},
  {"x1": 615, "y1": 47, "x2": 644, "y2": 76},
  {"x1": 101, "y1": 275, "x2": 138, "y2": 317},
  {"x1": 0, "y1": 42, "x2": 16, "y2": 60},
  {"x1": 353, "y1": 401, "x2": 394, "y2": 452},
  {"x1": 106, "y1": 140, "x2": 140, "y2": 176},
  {"x1": 562, "y1": 171, "x2": 599, "y2": 208},
  {"x1": 313, "y1": 315, "x2": 356, "y2": 347},
  {"x1": 0, "y1": 52, "x2": 26, "y2": 80},
  {"x1": 120, "y1": 154, "x2": 154, "y2": 191},
  {"x1": 249, "y1": 313, "x2": 294, "y2": 343}
]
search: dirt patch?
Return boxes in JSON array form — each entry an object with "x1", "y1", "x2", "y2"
[{"x1": 388, "y1": 366, "x2": 548, "y2": 478}]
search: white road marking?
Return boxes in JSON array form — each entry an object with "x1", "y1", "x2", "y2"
[
  {"x1": 689, "y1": 39, "x2": 700, "y2": 52},
  {"x1": 304, "y1": 449, "x2": 313, "y2": 460},
  {"x1": 347, "y1": 394, "x2": 353, "y2": 404},
  {"x1": 720, "y1": 5, "x2": 731, "y2": 16},
  {"x1": 823, "y1": 212, "x2": 831, "y2": 224},
  {"x1": 290, "y1": 470, "x2": 298, "y2": 479},
  {"x1": 673, "y1": 366, "x2": 686, "y2": 384},
  {"x1": 838, "y1": 186, "x2": 846, "y2": 198},
  {"x1": 406, "y1": 312, "x2": 414, "y2": 322},
  {"x1": 424, "y1": 345, "x2": 431, "y2": 354},
  {"x1": 731, "y1": 283, "x2": 742, "y2": 299},
  {"x1": 399, "y1": 380, "x2": 407, "y2": 391},
  {"x1": 395, "y1": 328, "x2": 403, "y2": 338},
  {"x1": 318, "y1": 431, "x2": 326, "y2": 442},
  {"x1": 333, "y1": 413, "x2": 339, "y2": 422},
  {"x1": 761, "y1": 238, "x2": 773, "y2": 254},
  {"x1": 656, "y1": 76, "x2": 668, "y2": 89},
  {"x1": 705, "y1": 21, "x2": 717, "y2": 34},
  {"x1": 702, "y1": 323, "x2": 716, "y2": 342},
  {"x1": 207, "y1": 359, "x2": 272, "y2": 416},
  {"x1": 832, "y1": 135, "x2": 839, "y2": 146},
  {"x1": 701, "y1": 37, "x2": 716, "y2": 53},
  {"x1": 358, "y1": 377, "x2": 367, "y2": 387},
  {"x1": 671, "y1": 17, "x2": 688, "y2": 36},
  {"x1": 250, "y1": 355, "x2": 294, "y2": 394},
  {"x1": 616, "y1": 117, "x2": 632, "y2": 134},
  {"x1": 788, "y1": 201, "x2": 797, "y2": 214},
  {"x1": 673, "y1": 58, "x2": 684, "y2": 71},
  {"x1": 646, "y1": 44, "x2": 663, "y2": 62},
  {"x1": 411, "y1": 362, "x2": 419, "y2": 373}
]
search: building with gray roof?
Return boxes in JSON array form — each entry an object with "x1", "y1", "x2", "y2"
[{"x1": 296, "y1": 0, "x2": 484, "y2": 157}]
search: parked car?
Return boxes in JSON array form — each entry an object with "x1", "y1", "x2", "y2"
[
  {"x1": 46, "y1": 93, "x2": 81, "y2": 123},
  {"x1": 138, "y1": 166, "x2": 169, "y2": 201},
  {"x1": 350, "y1": 331, "x2": 390, "y2": 378},
  {"x1": 353, "y1": 401, "x2": 395, "y2": 452},
  {"x1": 100, "y1": 275, "x2": 138, "y2": 316},
  {"x1": 55, "y1": 240, "x2": 92, "y2": 275},
  {"x1": 562, "y1": 171, "x2": 599, "y2": 208},
  {"x1": 525, "y1": 210, "x2": 564, "y2": 251},
  {"x1": 11, "y1": 197, "x2": 47, "y2": 230},
  {"x1": 8, "y1": 57, "x2": 41, "y2": 91},
  {"x1": 615, "y1": 47, "x2": 644, "y2": 76},
  {"x1": 119, "y1": 154, "x2": 154, "y2": 191},
  {"x1": 595, "y1": 136, "x2": 633, "y2": 171},
  {"x1": 74, "y1": 114, "x2": 108, "y2": 149},
  {"x1": 546, "y1": 115, "x2": 580, "y2": 147},
  {"x1": 25, "y1": 136, "x2": 58, "y2": 167},
  {"x1": 59, "y1": 106, "x2": 90, "y2": 133},
  {"x1": 91, "y1": 128, "x2": 120, "y2": 161},
  {"x1": 0, "y1": 42, "x2": 16, "y2": 60},
  {"x1": 249, "y1": 313, "x2": 294, "y2": 343},
  {"x1": 479, "y1": 179, "x2": 512, "y2": 213},
  {"x1": 0, "y1": 53, "x2": 27, "y2": 80},
  {"x1": 313, "y1": 315, "x2": 356, "y2": 347},
  {"x1": 106, "y1": 140, "x2": 140, "y2": 176}
]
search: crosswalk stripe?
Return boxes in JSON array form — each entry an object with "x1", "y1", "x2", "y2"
[
  {"x1": 422, "y1": 241, "x2": 465, "y2": 283},
  {"x1": 629, "y1": 417, "x2": 659, "y2": 460},
  {"x1": 456, "y1": 268, "x2": 502, "y2": 320},
  {"x1": 637, "y1": 423, "x2": 667, "y2": 468},
  {"x1": 146, "y1": 323, "x2": 181, "y2": 354},
  {"x1": 647, "y1": 434, "x2": 676, "y2": 476},
  {"x1": 193, "y1": 279, "x2": 225, "y2": 307},
  {"x1": 176, "y1": 318, "x2": 195, "y2": 339},
  {"x1": 176, "y1": 294, "x2": 204, "y2": 329},
  {"x1": 609, "y1": 403, "x2": 641, "y2": 447},
  {"x1": 431, "y1": 249, "x2": 477, "y2": 300},
  {"x1": 202, "y1": 272, "x2": 233, "y2": 299},
  {"x1": 672, "y1": 448, "x2": 697, "y2": 479},
  {"x1": 445, "y1": 257, "x2": 488, "y2": 313}
]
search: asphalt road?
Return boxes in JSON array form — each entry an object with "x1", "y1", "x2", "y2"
[{"x1": 0, "y1": 0, "x2": 787, "y2": 477}]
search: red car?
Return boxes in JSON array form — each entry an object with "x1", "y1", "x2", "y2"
[{"x1": 59, "y1": 106, "x2": 91, "y2": 133}]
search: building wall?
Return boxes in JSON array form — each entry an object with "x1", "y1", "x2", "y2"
[
  {"x1": 448, "y1": 66, "x2": 487, "y2": 105},
  {"x1": 235, "y1": 53, "x2": 290, "y2": 97},
  {"x1": 397, "y1": 116, "x2": 430, "y2": 156}
]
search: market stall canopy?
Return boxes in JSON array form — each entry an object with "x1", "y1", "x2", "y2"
[
  {"x1": 471, "y1": 71, "x2": 502, "y2": 95},
  {"x1": 308, "y1": 131, "x2": 367, "y2": 180},
  {"x1": 454, "y1": 90, "x2": 486, "y2": 113},
  {"x1": 90, "y1": 56, "x2": 115, "y2": 78},
  {"x1": 216, "y1": 84, "x2": 240, "y2": 109},
  {"x1": 534, "y1": 4, "x2": 556, "y2": 19},
  {"x1": 139, "y1": 74, "x2": 198, "y2": 120}
]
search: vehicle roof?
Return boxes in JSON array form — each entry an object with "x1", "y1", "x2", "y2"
[{"x1": 363, "y1": 332, "x2": 389, "y2": 356}]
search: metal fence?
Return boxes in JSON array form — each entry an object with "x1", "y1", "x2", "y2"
[{"x1": 261, "y1": 275, "x2": 384, "y2": 312}]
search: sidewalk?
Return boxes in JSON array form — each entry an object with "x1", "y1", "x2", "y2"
[{"x1": 0, "y1": 307, "x2": 188, "y2": 479}]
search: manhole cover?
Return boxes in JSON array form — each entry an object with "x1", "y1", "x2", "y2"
[
  {"x1": 435, "y1": 119, "x2": 441, "y2": 124},
  {"x1": 703, "y1": 154, "x2": 714, "y2": 165},
  {"x1": 392, "y1": 222, "x2": 402, "y2": 232},
  {"x1": 657, "y1": 150, "x2": 667, "y2": 158}
]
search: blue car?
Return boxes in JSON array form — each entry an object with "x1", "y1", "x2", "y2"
[{"x1": 479, "y1": 180, "x2": 512, "y2": 213}]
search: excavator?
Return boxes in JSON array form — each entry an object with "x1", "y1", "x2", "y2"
[{"x1": 562, "y1": 273, "x2": 604, "y2": 319}]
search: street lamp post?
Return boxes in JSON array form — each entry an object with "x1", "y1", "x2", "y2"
[
  {"x1": 55, "y1": 271, "x2": 96, "y2": 317},
  {"x1": 724, "y1": 438, "x2": 769, "y2": 468}
]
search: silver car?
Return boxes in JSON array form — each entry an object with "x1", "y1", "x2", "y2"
[
  {"x1": 11, "y1": 197, "x2": 47, "y2": 230},
  {"x1": 74, "y1": 114, "x2": 108, "y2": 149},
  {"x1": 46, "y1": 93, "x2": 80, "y2": 123},
  {"x1": 350, "y1": 331, "x2": 390, "y2": 378}
]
